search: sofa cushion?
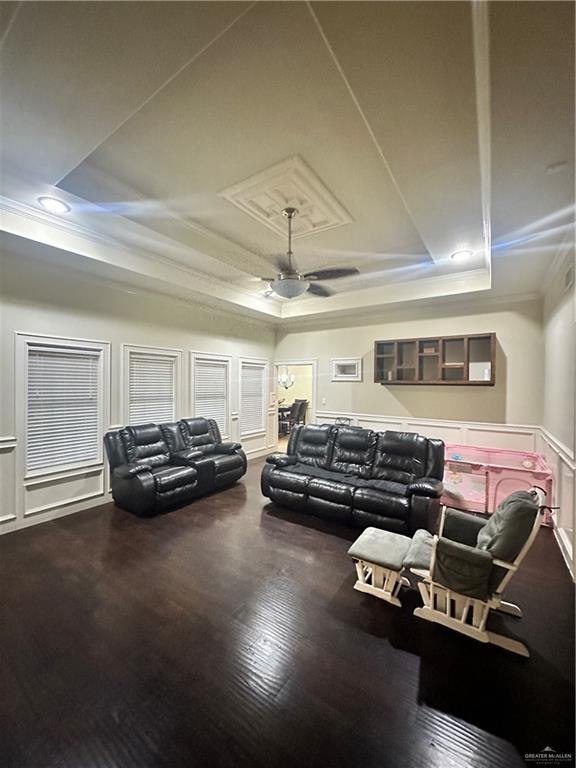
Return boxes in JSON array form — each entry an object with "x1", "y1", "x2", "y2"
[
  {"x1": 307, "y1": 496, "x2": 352, "y2": 523},
  {"x1": 294, "y1": 424, "x2": 334, "y2": 468},
  {"x1": 159, "y1": 422, "x2": 186, "y2": 454},
  {"x1": 328, "y1": 426, "x2": 377, "y2": 478},
  {"x1": 308, "y1": 477, "x2": 353, "y2": 505},
  {"x1": 354, "y1": 478, "x2": 409, "y2": 496},
  {"x1": 211, "y1": 453, "x2": 245, "y2": 475},
  {"x1": 353, "y1": 486, "x2": 411, "y2": 521},
  {"x1": 269, "y1": 469, "x2": 311, "y2": 494},
  {"x1": 179, "y1": 417, "x2": 218, "y2": 450},
  {"x1": 371, "y1": 431, "x2": 428, "y2": 483},
  {"x1": 121, "y1": 424, "x2": 171, "y2": 468},
  {"x1": 152, "y1": 466, "x2": 197, "y2": 492},
  {"x1": 351, "y1": 509, "x2": 409, "y2": 534},
  {"x1": 288, "y1": 464, "x2": 358, "y2": 484}
]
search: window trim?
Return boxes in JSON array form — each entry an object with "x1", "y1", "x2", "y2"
[
  {"x1": 121, "y1": 344, "x2": 183, "y2": 426},
  {"x1": 190, "y1": 351, "x2": 232, "y2": 440},
  {"x1": 331, "y1": 357, "x2": 363, "y2": 382},
  {"x1": 15, "y1": 332, "x2": 110, "y2": 481},
  {"x1": 239, "y1": 357, "x2": 268, "y2": 437}
]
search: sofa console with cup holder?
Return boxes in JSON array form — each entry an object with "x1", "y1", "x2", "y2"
[
  {"x1": 261, "y1": 424, "x2": 444, "y2": 533},
  {"x1": 104, "y1": 417, "x2": 247, "y2": 516}
]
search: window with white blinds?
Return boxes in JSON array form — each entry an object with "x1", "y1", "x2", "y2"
[
  {"x1": 127, "y1": 350, "x2": 178, "y2": 425},
  {"x1": 26, "y1": 346, "x2": 102, "y2": 473},
  {"x1": 240, "y1": 361, "x2": 266, "y2": 435},
  {"x1": 193, "y1": 357, "x2": 229, "y2": 437}
]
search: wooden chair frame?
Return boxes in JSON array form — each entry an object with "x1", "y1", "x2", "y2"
[
  {"x1": 353, "y1": 558, "x2": 410, "y2": 608},
  {"x1": 411, "y1": 503, "x2": 542, "y2": 657}
]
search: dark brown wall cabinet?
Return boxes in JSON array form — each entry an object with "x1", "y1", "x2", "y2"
[{"x1": 374, "y1": 333, "x2": 495, "y2": 386}]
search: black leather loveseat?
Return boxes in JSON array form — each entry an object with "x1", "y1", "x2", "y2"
[
  {"x1": 104, "y1": 417, "x2": 247, "y2": 516},
  {"x1": 261, "y1": 424, "x2": 444, "y2": 533}
]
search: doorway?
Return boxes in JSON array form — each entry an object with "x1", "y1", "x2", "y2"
[{"x1": 274, "y1": 361, "x2": 316, "y2": 451}]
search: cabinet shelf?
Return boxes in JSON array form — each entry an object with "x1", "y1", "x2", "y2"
[{"x1": 374, "y1": 333, "x2": 495, "y2": 386}]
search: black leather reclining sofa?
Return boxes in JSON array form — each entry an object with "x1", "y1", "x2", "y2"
[
  {"x1": 104, "y1": 417, "x2": 247, "y2": 516},
  {"x1": 261, "y1": 424, "x2": 444, "y2": 533}
]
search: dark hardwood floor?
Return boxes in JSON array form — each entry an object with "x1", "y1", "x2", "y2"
[{"x1": 1, "y1": 459, "x2": 574, "y2": 768}]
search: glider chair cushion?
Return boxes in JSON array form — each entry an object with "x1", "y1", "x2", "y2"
[
  {"x1": 261, "y1": 424, "x2": 444, "y2": 533},
  {"x1": 412, "y1": 490, "x2": 542, "y2": 656}
]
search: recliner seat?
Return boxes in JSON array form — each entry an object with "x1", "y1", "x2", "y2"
[
  {"x1": 105, "y1": 418, "x2": 247, "y2": 516},
  {"x1": 261, "y1": 424, "x2": 444, "y2": 533}
]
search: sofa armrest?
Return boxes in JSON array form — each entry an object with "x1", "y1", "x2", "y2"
[
  {"x1": 266, "y1": 453, "x2": 297, "y2": 467},
  {"x1": 442, "y1": 507, "x2": 487, "y2": 546},
  {"x1": 407, "y1": 477, "x2": 443, "y2": 498},
  {"x1": 171, "y1": 449, "x2": 206, "y2": 466},
  {"x1": 113, "y1": 463, "x2": 152, "y2": 479},
  {"x1": 214, "y1": 442, "x2": 242, "y2": 454},
  {"x1": 432, "y1": 537, "x2": 493, "y2": 600}
]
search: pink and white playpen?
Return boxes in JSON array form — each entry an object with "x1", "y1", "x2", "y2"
[{"x1": 442, "y1": 443, "x2": 554, "y2": 524}]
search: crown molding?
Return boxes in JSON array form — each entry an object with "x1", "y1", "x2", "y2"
[
  {"x1": 277, "y1": 288, "x2": 541, "y2": 332},
  {"x1": 0, "y1": 195, "x2": 283, "y2": 321}
]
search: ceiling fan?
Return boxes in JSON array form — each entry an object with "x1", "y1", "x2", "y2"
[{"x1": 259, "y1": 207, "x2": 359, "y2": 298}]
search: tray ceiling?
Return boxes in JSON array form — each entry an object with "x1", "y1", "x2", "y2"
[{"x1": 0, "y1": 1, "x2": 573, "y2": 324}]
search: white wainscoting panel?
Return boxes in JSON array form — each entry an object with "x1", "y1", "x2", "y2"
[
  {"x1": 24, "y1": 466, "x2": 105, "y2": 517},
  {"x1": 267, "y1": 408, "x2": 278, "y2": 449},
  {"x1": 0, "y1": 438, "x2": 17, "y2": 524},
  {"x1": 316, "y1": 410, "x2": 540, "y2": 451},
  {"x1": 536, "y1": 429, "x2": 575, "y2": 577}
]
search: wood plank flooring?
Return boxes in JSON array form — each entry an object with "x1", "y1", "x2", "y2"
[{"x1": 0, "y1": 459, "x2": 574, "y2": 768}]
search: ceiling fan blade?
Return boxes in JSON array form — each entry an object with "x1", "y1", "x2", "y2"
[
  {"x1": 307, "y1": 283, "x2": 333, "y2": 297},
  {"x1": 258, "y1": 276, "x2": 276, "y2": 282},
  {"x1": 303, "y1": 267, "x2": 360, "y2": 280}
]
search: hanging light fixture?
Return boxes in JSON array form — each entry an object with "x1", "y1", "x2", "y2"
[
  {"x1": 277, "y1": 367, "x2": 296, "y2": 389},
  {"x1": 270, "y1": 208, "x2": 310, "y2": 298}
]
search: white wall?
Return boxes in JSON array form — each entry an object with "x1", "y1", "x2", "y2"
[
  {"x1": 0, "y1": 248, "x2": 276, "y2": 534},
  {"x1": 276, "y1": 298, "x2": 544, "y2": 425},
  {"x1": 540, "y1": 248, "x2": 575, "y2": 574}
]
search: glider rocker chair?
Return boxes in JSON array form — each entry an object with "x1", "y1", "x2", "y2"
[{"x1": 411, "y1": 489, "x2": 543, "y2": 657}]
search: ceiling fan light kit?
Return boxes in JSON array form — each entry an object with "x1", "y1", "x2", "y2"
[
  {"x1": 271, "y1": 274, "x2": 310, "y2": 298},
  {"x1": 262, "y1": 207, "x2": 359, "y2": 299}
]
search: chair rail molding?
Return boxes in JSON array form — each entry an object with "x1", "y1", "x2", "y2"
[{"x1": 315, "y1": 409, "x2": 540, "y2": 451}]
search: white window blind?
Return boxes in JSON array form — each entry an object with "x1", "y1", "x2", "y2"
[
  {"x1": 240, "y1": 362, "x2": 266, "y2": 435},
  {"x1": 27, "y1": 347, "x2": 101, "y2": 473},
  {"x1": 128, "y1": 352, "x2": 176, "y2": 425},
  {"x1": 194, "y1": 358, "x2": 228, "y2": 436}
]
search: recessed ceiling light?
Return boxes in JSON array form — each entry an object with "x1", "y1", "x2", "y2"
[
  {"x1": 37, "y1": 196, "x2": 71, "y2": 215},
  {"x1": 450, "y1": 249, "x2": 474, "y2": 262}
]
